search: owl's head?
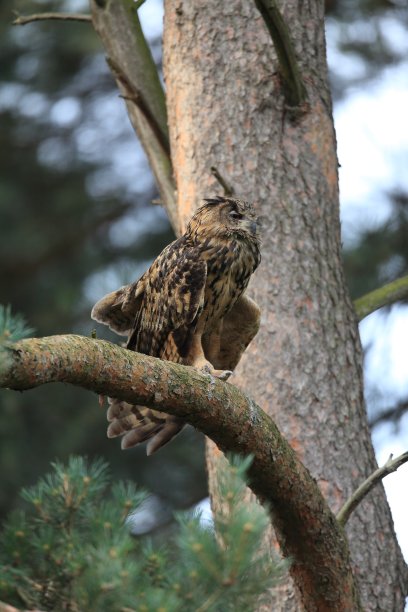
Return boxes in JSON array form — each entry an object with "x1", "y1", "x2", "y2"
[{"x1": 187, "y1": 196, "x2": 261, "y2": 242}]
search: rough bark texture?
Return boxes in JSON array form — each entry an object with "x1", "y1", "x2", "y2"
[
  {"x1": 0, "y1": 335, "x2": 362, "y2": 611},
  {"x1": 163, "y1": 1, "x2": 407, "y2": 609}
]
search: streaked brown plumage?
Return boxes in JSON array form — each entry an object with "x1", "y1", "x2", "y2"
[{"x1": 91, "y1": 196, "x2": 261, "y2": 454}]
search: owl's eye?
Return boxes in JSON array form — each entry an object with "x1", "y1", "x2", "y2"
[{"x1": 229, "y1": 210, "x2": 243, "y2": 220}]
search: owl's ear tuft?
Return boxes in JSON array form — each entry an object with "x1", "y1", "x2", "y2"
[{"x1": 203, "y1": 196, "x2": 229, "y2": 206}]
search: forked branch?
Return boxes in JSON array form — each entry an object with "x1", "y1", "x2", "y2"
[
  {"x1": 0, "y1": 334, "x2": 361, "y2": 611},
  {"x1": 90, "y1": 0, "x2": 178, "y2": 232}
]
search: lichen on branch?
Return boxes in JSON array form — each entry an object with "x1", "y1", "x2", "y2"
[
  {"x1": 354, "y1": 275, "x2": 408, "y2": 321},
  {"x1": 0, "y1": 334, "x2": 361, "y2": 611}
]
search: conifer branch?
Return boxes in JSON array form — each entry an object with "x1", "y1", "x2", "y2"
[
  {"x1": 253, "y1": 0, "x2": 307, "y2": 108},
  {"x1": 0, "y1": 334, "x2": 361, "y2": 611},
  {"x1": 337, "y1": 452, "x2": 408, "y2": 528},
  {"x1": 13, "y1": 13, "x2": 91, "y2": 26},
  {"x1": 354, "y1": 275, "x2": 408, "y2": 321}
]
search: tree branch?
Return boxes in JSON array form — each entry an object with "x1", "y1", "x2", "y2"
[
  {"x1": 106, "y1": 57, "x2": 170, "y2": 158},
  {"x1": 354, "y1": 275, "x2": 408, "y2": 322},
  {"x1": 253, "y1": 0, "x2": 307, "y2": 108},
  {"x1": 0, "y1": 335, "x2": 361, "y2": 611},
  {"x1": 369, "y1": 400, "x2": 408, "y2": 430},
  {"x1": 210, "y1": 166, "x2": 235, "y2": 197},
  {"x1": 337, "y1": 452, "x2": 408, "y2": 528},
  {"x1": 90, "y1": 0, "x2": 178, "y2": 233},
  {"x1": 13, "y1": 13, "x2": 91, "y2": 26}
]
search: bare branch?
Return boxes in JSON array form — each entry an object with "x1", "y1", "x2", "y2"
[
  {"x1": 210, "y1": 167, "x2": 235, "y2": 197},
  {"x1": 369, "y1": 400, "x2": 408, "y2": 430},
  {"x1": 0, "y1": 334, "x2": 361, "y2": 611},
  {"x1": 13, "y1": 12, "x2": 91, "y2": 26},
  {"x1": 107, "y1": 57, "x2": 170, "y2": 158},
  {"x1": 253, "y1": 0, "x2": 307, "y2": 108},
  {"x1": 337, "y1": 452, "x2": 408, "y2": 528},
  {"x1": 354, "y1": 275, "x2": 408, "y2": 322},
  {"x1": 90, "y1": 0, "x2": 178, "y2": 233}
]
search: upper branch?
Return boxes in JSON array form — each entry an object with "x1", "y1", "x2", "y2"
[
  {"x1": 0, "y1": 334, "x2": 361, "y2": 611},
  {"x1": 354, "y1": 275, "x2": 408, "y2": 321},
  {"x1": 253, "y1": 0, "x2": 307, "y2": 108},
  {"x1": 90, "y1": 0, "x2": 178, "y2": 232}
]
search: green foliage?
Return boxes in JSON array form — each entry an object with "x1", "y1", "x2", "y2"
[
  {"x1": 0, "y1": 304, "x2": 34, "y2": 344},
  {"x1": 0, "y1": 456, "x2": 287, "y2": 612},
  {"x1": 175, "y1": 455, "x2": 288, "y2": 611}
]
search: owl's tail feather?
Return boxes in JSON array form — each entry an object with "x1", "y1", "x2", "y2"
[{"x1": 106, "y1": 399, "x2": 184, "y2": 455}]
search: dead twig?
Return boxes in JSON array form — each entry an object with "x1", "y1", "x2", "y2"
[
  {"x1": 13, "y1": 12, "x2": 91, "y2": 26},
  {"x1": 210, "y1": 167, "x2": 235, "y2": 197},
  {"x1": 337, "y1": 452, "x2": 408, "y2": 527}
]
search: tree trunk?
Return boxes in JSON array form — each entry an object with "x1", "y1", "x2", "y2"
[{"x1": 163, "y1": 1, "x2": 407, "y2": 609}]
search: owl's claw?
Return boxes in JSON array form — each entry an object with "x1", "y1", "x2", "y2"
[
  {"x1": 200, "y1": 363, "x2": 233, "y2": 381},
  {"x1": 215, "y1": 369, "x2": 233, "y2": 381}
]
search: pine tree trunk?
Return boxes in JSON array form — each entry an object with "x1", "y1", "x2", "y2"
[{"x1": 163, "y1": 1, "x2": 407, "y2": 609}]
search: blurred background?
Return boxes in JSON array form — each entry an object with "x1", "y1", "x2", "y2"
[{"x1": 0, "y1": 0, "x2": 407, "y2": 553}]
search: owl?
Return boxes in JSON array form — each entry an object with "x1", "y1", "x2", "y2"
[{"x1": 91, "y1": 196, "x2": 261, "y2": 454}]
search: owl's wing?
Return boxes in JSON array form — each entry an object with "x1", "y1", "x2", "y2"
[
  {"x1": 127, "y1": 246, "x2": 207, "y2": 360},
  {"x1": 91, "y1": 276, "x2": 147, "y2": 336},
  {"x1": 92, "y1": 245, "x2": 207, "y2": 456},
  {"x1": 208, "y1": 294, "x2": 261, "y2": 371}
]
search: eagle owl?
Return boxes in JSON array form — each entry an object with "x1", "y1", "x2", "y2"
[{"x1": 91, "y1": 196, "x2": 261, "y2": 454}]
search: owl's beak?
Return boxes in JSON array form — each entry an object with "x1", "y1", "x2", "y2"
[{"x1": 250, "y1": 221, "x2": 259, "y2": 235}]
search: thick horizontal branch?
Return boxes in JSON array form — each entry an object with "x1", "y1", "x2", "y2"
[
  {"x1": 0, "y1": 335, "x2": 361, "y2": 611},
  {"x1": 337, "y1": 452, "x2": 408, "y2": 528},
  {"x1": 253, "y1": 0, "x2": 307, "y2": 108},
  {"x1": 354, "y1": 275, "x2": 408, "y2": 322},
  {"x1": 13, "y1": 13, "x2": 91, "y2": 26}
]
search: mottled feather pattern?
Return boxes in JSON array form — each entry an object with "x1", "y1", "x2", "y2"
[{"x1": 91, "y1": 197, "x2": 261, "y2": 454}]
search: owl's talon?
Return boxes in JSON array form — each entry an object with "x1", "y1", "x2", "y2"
[
  {"x1": 216, "y1": 370, "x2": 233, "y2": 381},
  {"x1": 199, "y1": 363, "x2": 233, "y2": 380}
]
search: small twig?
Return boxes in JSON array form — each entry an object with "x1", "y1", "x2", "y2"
[
  {"x1": 337, "y1": 451, "x2": 408, "y2": 527},
  {"x1": 210, "y1": 167, "x2": 235, "y2": 196},
  {"x1": 354, "y1": 274, "x2": 408, "y2": 322},
  {"x1": 369, "y1": 400, "x2": 408, "y2": 430},
  {"x1": 13, "y1": 12, "x2": 91, "y2": 26},
  {"x1": 106, "y1": 57, "x2": 171, "y2": 158},
  {"x1": 253, "y1": 0, "x2": 307, "y2": 108}
]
